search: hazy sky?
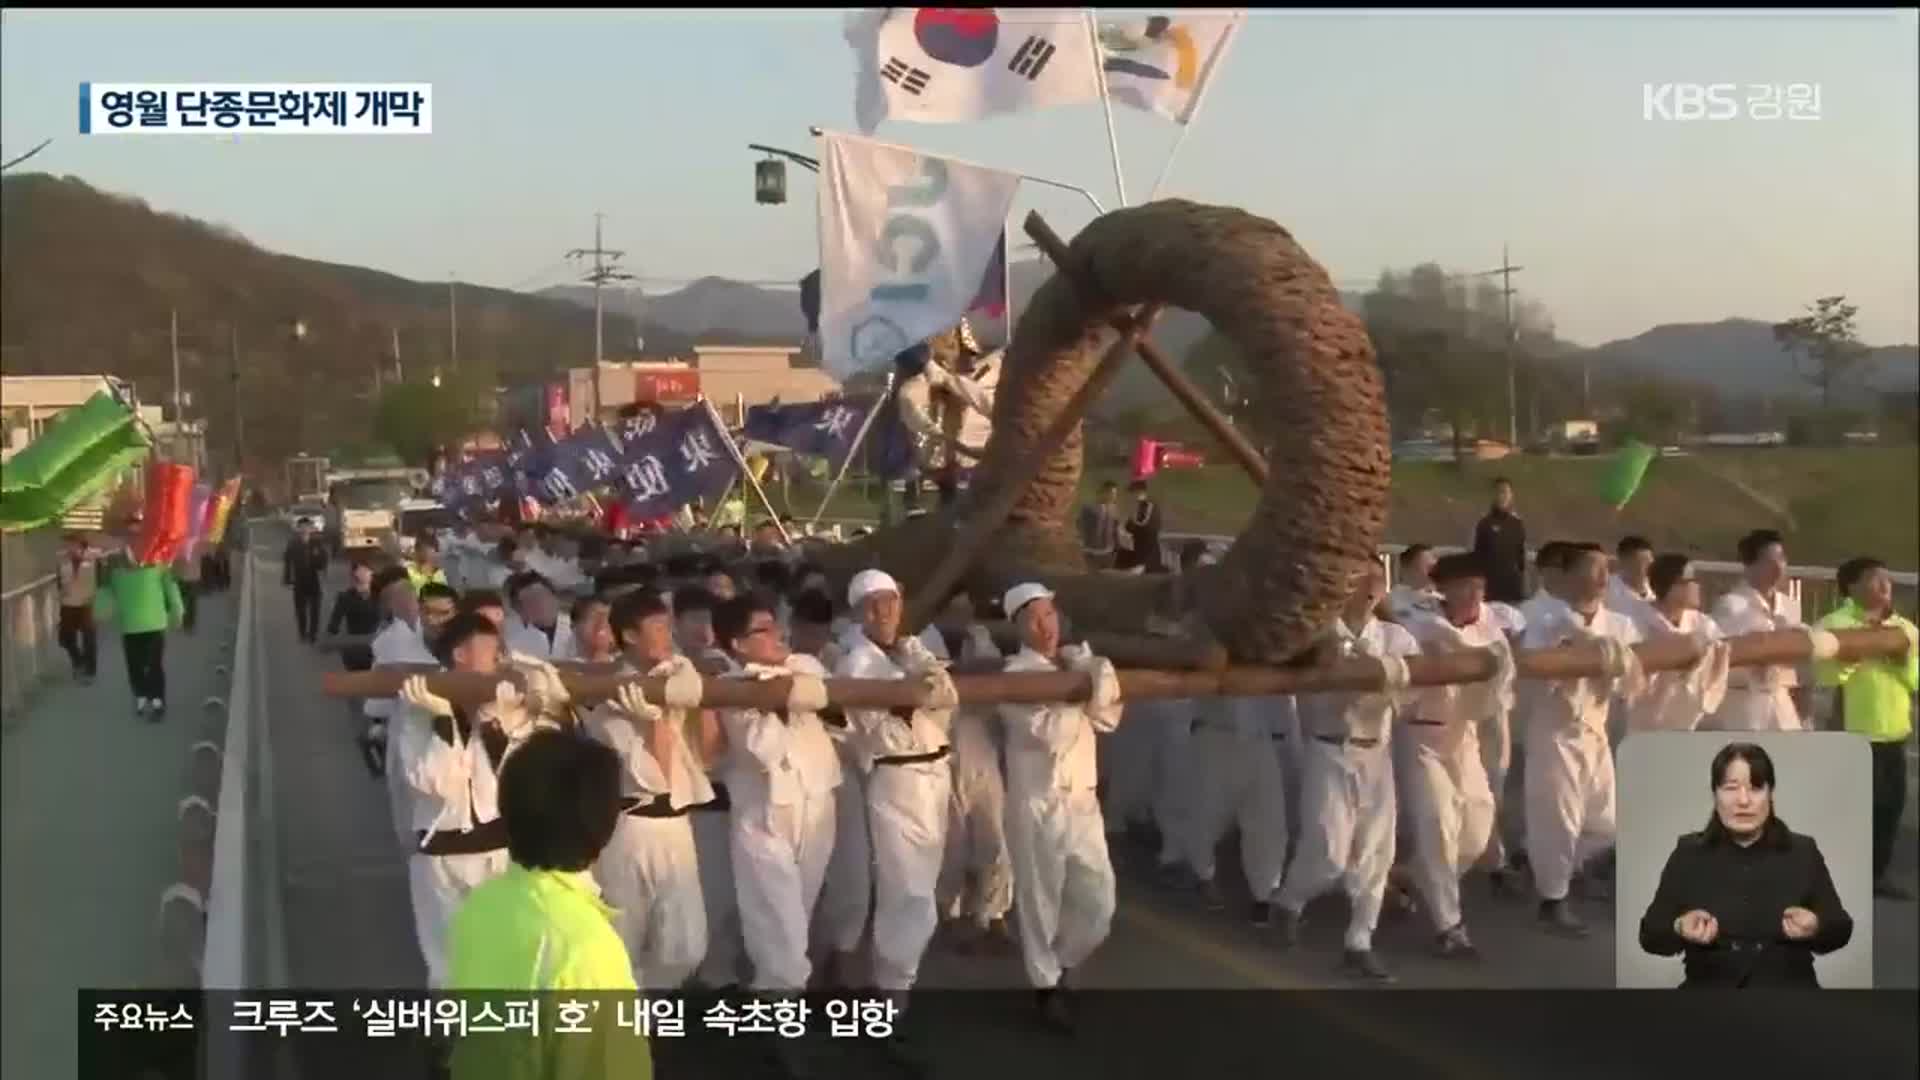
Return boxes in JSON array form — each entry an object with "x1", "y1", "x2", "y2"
[{"x1": 3, "y1": 8, "x2": 1915, "y2": 346}]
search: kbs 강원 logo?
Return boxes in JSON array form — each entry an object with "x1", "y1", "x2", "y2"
[{"x1": 1642, "y1": 83, "x2": 1822, "y2": 122}]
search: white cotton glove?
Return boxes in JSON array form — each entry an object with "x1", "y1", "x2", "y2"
[
  {"x1": 786, "y1": 671, "x2": 829, "y2": 714},
  {"x1": 656, "y1": 655, "x2": 707, "y2": 709},
  {"x1": 920, "y1": 666, "x2": 960, "y2": 711},
  {"x1": 615, "y1": 682, "x2": 665, "y2": 726},
  {"x1": 1059, "y1": 643, "x2": 1094, "y2": 671},
  {"x1": 510, "y1": 655, "x2": 572, "y2": 716},
  {"x1": 399, "y1": 676, "x2": 454, "y2": 718},
  {"x1": 486, "y1": 682, "x2": 534, "y2": 739},
  {"x1": 894, "y1": 634, "x2": 938, "y2": 674}
]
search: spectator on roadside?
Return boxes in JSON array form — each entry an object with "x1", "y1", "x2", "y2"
[
  {"x1": 1114, "y1": 479, "x2": 1165, "y2": 575},
  {"x1": 284, "y1": 517, "x2": 331, "y2": 644},
  {"x1": 57, "y1": 531, "x2": 102, "y2": 683},
  {"x1": 1078, "y1": 481, "x2": 1121, "y2": 569},
  {"x1": 1471, "y1": 477, "x2": 1528, "y2": 605},
  {"x1": 1815, "y1": 557, "x2": 1919, "y2": 900}
]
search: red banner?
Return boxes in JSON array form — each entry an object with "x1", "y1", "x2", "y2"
[
  {"x1": 134, "y1": 461, "x2": 196, "y2": 566},
  {"x1": 635, "y1": 370, "x2": 700, "y2": 404}
]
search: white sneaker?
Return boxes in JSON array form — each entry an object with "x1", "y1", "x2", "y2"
[{"x1": 134, "y1": 698, "x2": 150, "y2": 715}]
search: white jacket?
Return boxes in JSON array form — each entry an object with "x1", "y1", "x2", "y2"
[
  {"x1": 717, "y1": 653, "x2": 843, "y2": 808},
  {"x1": 1299, "y1": 616, "x2": 1420, "y2": 742},
  {"x1": 1404, "y1": 606, "x2": 1514, "y2": 756},
  {"x1": 832, "y1": 632, "x2": 953, "y2": 773},
  {"x1": 582, "y1": 657, "x2": 716, "y2": 811},
  {"x1": 1519, "y1": 598, "x2": 1644, "y2": 736},
  {"x1": 997, "y1": 645, "x2": 1122, "y2": 797}
]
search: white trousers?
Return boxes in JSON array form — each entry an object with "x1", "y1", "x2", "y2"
[
  {"x1": 1276, "y1": 736, "x2": 1397, "y2": 950},
  {"x1": 733, "y1": 790, "x2": 837, "y2": 993},
  {"x1": 1005, "y1": 787, "x2": 1116, "y2": 989},
  {"x1": 814, "y1": 764, "x2": 871, "y2": 955},
  {"x1": 1152, "y1": 704, "x2": 1198, "y2": 869},
  {"x1": 868, "y1": 762, "x2": 952, "y2": 991},
  {"x1": 938, "y1": 710, "x2": 1012, "y2": 926},
  {"x1": 595, "y1": 812, "x2": 707, "y2": 991},
  {"x1": 408, "y1": 849, "x2": 508, "y2": 988},
  {"x1": 1703, "y1": 686, "x2": 1802, "y2": 732},
  {"x1": 1523, "y1": 724, "x2": 1616, "y2": 901},
  {"x1": 1183, "y1": 729, "x2": 1290, "y2": 899},
  {"x1": 691, "y1": 807, "x2": 747, "y2": 987},
  {"x1": 1478, "y1": 706, "x2": 1513, "y2": 871},
  {"x1": 1402, "y1": 737, "x2": 1495, "y2": 934},
  {"x1": 1099, "y1": 704, "x2": 1160, "y2": 831}
]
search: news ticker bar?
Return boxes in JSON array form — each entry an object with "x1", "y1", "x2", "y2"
[{"x1": 79, "y1": 83, "x2": 432, "y2": 134}]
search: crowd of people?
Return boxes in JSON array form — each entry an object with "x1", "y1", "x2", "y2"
[{"x1": 270, "y1": 473, "x2": 1913, "y2": 1070}]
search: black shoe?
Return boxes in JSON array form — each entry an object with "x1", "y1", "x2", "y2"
[
  {"x1": 1873, "y1": 879, "x2": 1916, "y2": 901},
  {"x1": 1539, "y1": 899, "x2": 1590, "y2": 938},
  {"x1": 1487, "y1": 869, "x2": 1520, "y2": 899},
  {"x1": 1249, "y1": 901, "x2": 1274, "y2": 929},
  {"x1": 1343, "y1": 948, "x2": 1395, "y2": 983},
  {"x1": 1274, "y1": 906, "x2": 1302, "y2": 949},
  {"x1": 1035, "y1": 987, "x2": 1074, "y2": 1034},
  {"x1": 1196, "y1": 877, "x2": 1225, "y2": 912}
]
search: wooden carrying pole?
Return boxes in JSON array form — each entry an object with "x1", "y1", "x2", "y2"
[
  {"x1": 1022, "y1": 211, "x2": 1270, "y2": 488},
  {"x1": 319, "y1": 625, "x2": 1912, "y2": 711}
]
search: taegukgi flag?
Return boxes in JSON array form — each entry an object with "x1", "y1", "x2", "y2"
[
  {"x1": 816, "y1": 130, "x2": 1022, "y2": 379},
  {"x1": 1095, "y1": 10, "x2": 1244, "y2": 125},
  {"x1": 845, "y1": 8, "x2": 1100, "y2": 133}
]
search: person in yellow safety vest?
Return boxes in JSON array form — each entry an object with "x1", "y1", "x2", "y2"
[
  {"x1": 446, "y1": 728, "x2": 650, "y2": 1080},
  {"x1": 1814, "y1": 557, "x2": 1919, "y2": 901},
  {"x1": 408, "y1": 533, "x2": 451, "y2": 593}
]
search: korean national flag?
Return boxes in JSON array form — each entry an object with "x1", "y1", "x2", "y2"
[{"x1": 846, "y1": 8, "x2": 1100, "y2": 133}]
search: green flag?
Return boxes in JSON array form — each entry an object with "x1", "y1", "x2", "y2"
[
  {"x1": 1599, "y1": 440, "x2": 1657, "y2": 510},
  {"x1": 0, "y1": 394, "x2": 151, "y2": 531}
]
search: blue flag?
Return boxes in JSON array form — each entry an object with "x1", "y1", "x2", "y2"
[
  {"x1": 743, "y1": 397, "x2": 876, "y2": 468},
  {"x1": 611, "y1": 406, "x2": 737, "y2": 519}
]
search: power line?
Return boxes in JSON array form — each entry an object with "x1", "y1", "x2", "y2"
[{"x1": 565, "y1": 212, "x2": 636, "y2": 366}]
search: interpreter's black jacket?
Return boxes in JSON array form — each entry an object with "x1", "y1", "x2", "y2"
[
  {"x1": 1471, "y1": 507, "x2": 1528, "y2": 604},
  {"x1": 1638, "y1": 818, "x2": 1853, "y2": 987}
]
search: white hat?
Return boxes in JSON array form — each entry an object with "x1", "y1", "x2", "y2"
[
  {"x1": 1002, "y1": 582, "x2": 1055, "y2": 619},
  {"x1": 848, "y1": 568, "x2": 901, "y2": 608}
]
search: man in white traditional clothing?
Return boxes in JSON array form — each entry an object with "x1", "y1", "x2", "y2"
[
  {"x1": 1387, "y1": 544, "x2": 1441, "y2": 621},
  {"x1": 1183, "y1": 686, "x2": 1295, "y2": 916},
  {"x1": 712, "y1": 592, "x2": 843, "y2": 995},
  {"x1": 1273, "y1": 560, "x2": 1418, "y2": 981},
  {"x1": 1520, "y1": 543, "x2": 1645, "y2": 937},
  {"x1": 391, "y1": 614, "x2": 540, "y2": 987},
  {"x1": 936, "y1": 600, "x2": 1015, "y2": 952},
  {"x1": 583, "y1": 590, "x2": 716, "y2": 990},
  {"x1": 1706, "y1": 529, "x2": 1805, "y2": 731},
  {"x1": 367, "y1": 566, "x2": 442, "y2": 847},
  {"x1": 831, "y1": 570, "x2": 961, "y2": 1014},
  {"x1": 1399, "y1": 554, "x2": 1516, "y2": 959},
  {"x1": 997, "y1": 583, "x2": 1124, "y2": 1032},
  {"x1": 1626, "y1": 553, "x2": 1730, "y2": 735},
  {"x1": 502, "y1": 571, "x2": 575, "y2": 661}
]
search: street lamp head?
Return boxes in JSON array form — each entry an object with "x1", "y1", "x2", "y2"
[
  {"x1": 431, "y1": 372, "x2": 442, "y2": 389},
  {"x1": 755, "y1": 157, "x2": 787, "y2": 205},
  {"x1": 291, "y1": 319, "x2": 308, "y2": 342}
]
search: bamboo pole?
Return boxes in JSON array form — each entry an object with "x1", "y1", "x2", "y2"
[
  {"x1": 1023, "y1": 212, "x2": 1271, "y2": 488},
  {"x1": 318, "y1": 626, "x2": 1912, "y2": 711}
]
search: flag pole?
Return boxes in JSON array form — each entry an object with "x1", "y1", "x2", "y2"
[
  {"x1": 808, "y1": 372, "x2": 895, "y2": 530},
  {"x1": 1001, "y1": 224, "x2": 1015, "y2": 345},
  {"x1": 1085, "y1": 10, "x2": 1128, "y2": 207},
  {"x1": 700, "y1": 396, "x2": 792, "y2": 546},
  {"x1": 1144, "y1": 13, "x2": 1242, "y2": 201}
]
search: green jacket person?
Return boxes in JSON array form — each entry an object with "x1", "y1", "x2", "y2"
[{"x1": 446, "y1": 729, "x2": 650, "y2": 1080}]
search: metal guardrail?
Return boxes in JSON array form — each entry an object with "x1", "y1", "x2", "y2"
[
  {"x1": 202, "y1": 536, "x2": 255, "y2": 990},
  {"x1": 1, "y1": 527, "x2": 65, "y2": 721}
]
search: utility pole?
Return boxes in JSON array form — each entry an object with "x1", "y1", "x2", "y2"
[
  {"x1": 169, "y1": 308, "x2": 182, "y2": 430},
  {"x1": 448, "y1": 276, "x2": 459, "y2": 371},
  {"x1": 230, "y1": 325, "x2": 244, "y2": 475},
  {"x1": 567, "y1": 213, "x2": 635, "y2": 367}
]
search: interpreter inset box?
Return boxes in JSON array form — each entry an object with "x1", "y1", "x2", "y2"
[{"x1": 1615, "y1": 732, "x2": 1872, "y2": 988}]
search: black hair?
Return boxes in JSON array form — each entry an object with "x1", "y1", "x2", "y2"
[
  {"x1": 1491, "y1": 476, "x2": 1513, "y2": 488},
  {"x1": 663, "y1": 554, "x2": 701, "y2": 579},
  {"x1": 497, "y1": 729, "x2": 623, "y2": 873},
  {"x1": 610, "y1": 589, "x2": 671, "y2": 635},
  {"x1": 755, "y1": 560, "x2": 792, "y2": 593},
  {"x1": 790, "y1": 588, "x2": 835, "y2": 627},
  {"x1": 570, "y1": 592, "x2": 609, "y2": 625},
  {"x1": 1430, "y1": 552, "x2": 1486, "y2": 585},
  {"x1": 1702, "y1": 742, "x2": 1786, "y2": 846},
  {"x1": 504, "y1": 570, "x2": 551, "y2": 605},
  {"x1": 457, "y1": 588, "x2": 506, "y2": 615},
  {"x1": 671, "y1": 585, "x2": 715, "y2": 618},
  {"x1": 1534, "y1": 541, "x2": 1570, "y2": 572},
  {"x1": 419, "y1": 582, "x2": 458, "y2": 606},
  {"x1": 431, "y1": 612, "x2": 499, "y2": 667},
  {"x1": 414, "y1": 533, "x2": 440, "y2": 552},
  {"x1": 496, "y1": 538, "x2": 518, "y2": 560},
  {"x1": 1648, "y1": 554, "x2": 1693, "y2": 601},
  {"x1": 1178, "y1": 539, "x2": 1210, "y2": 570},
  {"x1": 713, "y1": 590, "x2": 780, "y2": 652},
  {"x1": 1616, "y1": 535, "x2": 1653, "y2": 558},
  {"x1": 370, "y1": 565, "x2": 411, "y2": 600},
  {"x1": 1737, "y1": 529, "x2": 1785, "y2": 566},
  {"x1": 1398, "y1": 543, "x2": 1433, "y2": 569},
  {"x1": 1836, "y1": 556, "x2": 1885, "y2": 594},
  {"x1": 1128, "y1": 479, "x2": 1149, "y2": 493}
]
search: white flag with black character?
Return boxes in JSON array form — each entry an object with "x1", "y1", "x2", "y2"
[
  {"x1": 817, "y1": 130, "x2": 1022, "y2": 380},
  {"x1": 1096, "y1": 10, "x2": 1245, "y2": 125},
  {"x1": 846, "y1": 8, "x2": 1099, "y2": 133}
]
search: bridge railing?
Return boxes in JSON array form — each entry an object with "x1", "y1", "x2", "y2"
[{"x1": 0, "y1": 529, "x2": 64, "y2": 722}]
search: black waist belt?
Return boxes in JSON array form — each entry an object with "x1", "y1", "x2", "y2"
[
  {"x1": 874, "y1": 746, "x2": 952, "y2": 767},
  {"x1": 690, "y1": 782, "x2": 731, "y2": 813},
  {"x1": 416, "y1": 818, "x2": 509, "y2": 856},
  {"x1": 622, "y1": 794, "x2": 691, "y2": 820},
  {"x1": 1313, "y1": 734, "x2": 1381, "y2": 748},
  {"x1": 1405, "y1": 719, "x2": 1446, "y2": 727}
]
